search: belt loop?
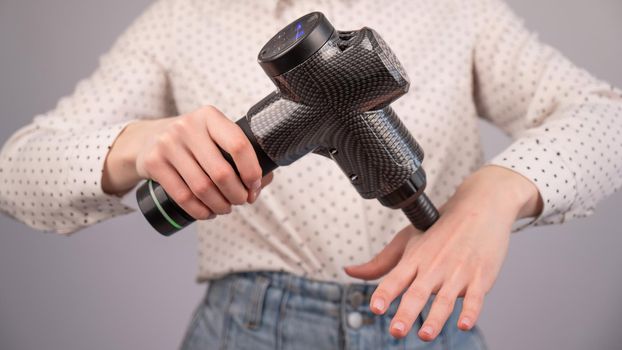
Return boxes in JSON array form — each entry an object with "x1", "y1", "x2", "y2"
[
  {"x1": 339, "y1": 283, "x2": 348, "y2": 349},
  {"x1": 276, "y1": 274, "x2": 294, "y2": 350},
  {"x1": 244, "y1": 275, "x2": 271, "y2": 330}
]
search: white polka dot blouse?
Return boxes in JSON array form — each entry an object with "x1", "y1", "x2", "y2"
[{"x1": 1, "y1": 0, "x2": 621, "y2": 282}]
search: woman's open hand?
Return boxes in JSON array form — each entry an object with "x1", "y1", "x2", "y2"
[{"x1": 345, "y1": 165, "x2": 542, "y2": 341}]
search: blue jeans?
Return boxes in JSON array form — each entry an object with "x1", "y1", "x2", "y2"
[{"x1": 181, "y1": 272, "x2": 487, "y2": 350}]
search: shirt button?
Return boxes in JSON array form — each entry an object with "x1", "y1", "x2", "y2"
[{"x1": 347, "y1": 312, "x2": 363, "y2": 329}]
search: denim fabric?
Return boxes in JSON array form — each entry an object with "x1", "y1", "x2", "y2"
[{"x1": 181, "y1": 272, "x2": 487, "y2": 350}]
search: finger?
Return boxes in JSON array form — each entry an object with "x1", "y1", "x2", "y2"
[
  {"x1": 261, "y1": 172, "x2": 274, "y2": 187},
  {"x1": 203, "y1": 107, "x2": 262, "y2": 192},
  {"x1": 168, "y1": 145, "x2": 232, "y2": 215},
  {"x1": 248, "y1": 172, "x2": 274, "y2": 203},
  {"x1": 368, "y1": 254, "x2": 425, "y2": 315},
  {"x1": 457, "y1": 286, "x2": 485, "y2": 331},
  {"x1": 152, "y1": 162, "x2": 213, "y2": 220},
  {"x1": 344, "y1": 227, "x2": 413, "y2": 280},
  {"x1": 418, "y1": 286, "x2": 461, "y2": 341},
  {"x1": 388, "y1": 282, "x2": 433, "y2": 338},
  {"x1": 183, "y1": 118, "x2": 249, "y2": 206}
]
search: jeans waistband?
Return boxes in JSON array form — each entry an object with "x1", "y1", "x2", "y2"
[{"x1": 216, "y1": 271, "x2": 378, "y2": 304}]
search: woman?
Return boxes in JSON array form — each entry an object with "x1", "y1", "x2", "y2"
[{"x1": 1, "y1": 0, "x2": 620, "y2": 349}]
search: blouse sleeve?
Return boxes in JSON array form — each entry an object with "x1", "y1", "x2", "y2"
[
  {"x1": 472, "y1": 0, "x2": 622, "y2": 227},
  {"x1": 0, "y1": 0, "x2": 178, "y2": 234}
]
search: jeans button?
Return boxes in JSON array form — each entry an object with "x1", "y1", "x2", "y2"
[{"x1": 347, "y1": 312, "x2": 363, "y2": 329}]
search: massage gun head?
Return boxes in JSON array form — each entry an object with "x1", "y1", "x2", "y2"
[
  {"x1": 251, "y1": 13, "x2": 430, "y2": 210},
  {"x1": 258, "y1": 12, "x2": 410, "y2": 110}
]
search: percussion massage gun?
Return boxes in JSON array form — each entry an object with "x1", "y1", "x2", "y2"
[{"x1": 136, "y1": 12, "x2": 440, "y2": 236}]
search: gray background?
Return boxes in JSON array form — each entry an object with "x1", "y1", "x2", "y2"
[{"x1": 0, "y1": 0, "x2": 620, "y2": 349}]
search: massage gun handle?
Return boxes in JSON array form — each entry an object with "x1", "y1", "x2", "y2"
[
  {"x1": 135, "y1": 116, "x2": 279, "y2": 236},
  {"x1": 401, "y1": 193, "x2": 440, "y2": 231}
]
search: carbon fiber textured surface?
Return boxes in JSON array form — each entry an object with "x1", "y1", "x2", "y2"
[{"x1": 247, "y1": 28, "x2": 425, "y2": 199}]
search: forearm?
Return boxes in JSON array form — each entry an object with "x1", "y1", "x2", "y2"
[
  {"x1": 474, "y1": 0, "x2": 622, "y2": 226},
  {"x1": 0, "y1": 0, "x2": 182, "y2": 234},
  {"x1": 489, "y1": 91, "x2": 622, "y2": 226},
  {"x1": 0, "y1": 121, "x2": 134, "y2": 234}
]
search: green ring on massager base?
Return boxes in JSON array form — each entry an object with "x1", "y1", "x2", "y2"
[{"x1": 148, "y1": 179, "x2": 183, "y2": 230}]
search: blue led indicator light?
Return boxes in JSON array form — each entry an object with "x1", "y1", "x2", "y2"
[{"x1": 294, "y1": 22, "x2": 305, "y2": 40}]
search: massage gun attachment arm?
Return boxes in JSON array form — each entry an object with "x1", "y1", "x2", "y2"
[
  {"x1": 375, "y1": 165, "x2": 440, "y2": 231},
  {"x1": 317, "y1": 106, "x2": 440, "y2": 232},
  {"x1": 402, "y1": 194, "x2": 439, "y2": 231}
]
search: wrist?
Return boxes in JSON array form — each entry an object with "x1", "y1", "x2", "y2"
[
  {"x1": 480, "y1": 165, "x2": 543, "y2": 219},
  {"x1": 102, "y1": 119, "x2": 160, "y2": 195}
]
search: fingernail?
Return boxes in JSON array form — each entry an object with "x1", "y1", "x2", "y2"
[
  {"x1": 372, "y1": 298, "x2": 385, "y2": 312},
  {"x1": 460, "y1": 317, "x2": 472, "y2": 329},
  {"x1": 251, "y1": 180, "x2": 262, "y2": 191},
  {"x1": 420, "y1": 325, "x2": 433, "y2": 337},
  {"x1": 247, "y1": 186, "x2": 261, "y2": 204},
  {"x1": 393, "y1": 321, "x2": 405, "y2": 333}
]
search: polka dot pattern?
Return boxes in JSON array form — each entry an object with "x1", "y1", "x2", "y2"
[
  {"x1": 0, "y1": 0, "x2": 620, "y2": 282},
  {"x1": 475, "y1": 0, "x2": 622, "y2": 226}
]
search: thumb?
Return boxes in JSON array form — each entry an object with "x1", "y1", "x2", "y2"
[{"x1": 344, "y1": 227, "x2": 414, "y2": 280}]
